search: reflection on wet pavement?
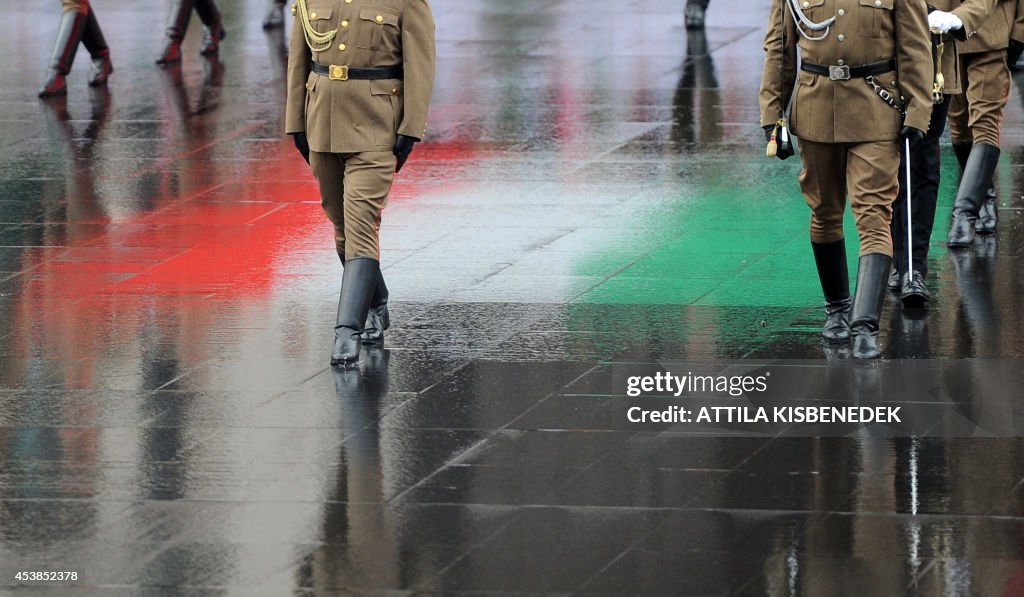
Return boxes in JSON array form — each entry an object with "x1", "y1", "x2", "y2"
[{"x1": 3, "y1": 0, "x2": 1024, "y2": 593}]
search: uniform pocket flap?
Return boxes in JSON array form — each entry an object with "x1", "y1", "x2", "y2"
[
  {"x1": 306, "y1": 6, "x2": 332, "y2": 20},
  {"x1": 360, "y1": 8, "x2": 399, "y2": 26},
  {"x1": 859, "y1": 0, "x2": 893, "y2": 9},
  {"x1": 798, "y1": 0, "x2": 826, "y2": 8},
  {"x1": 369, "y1": 79, "x2": 403, "y2": 95}
]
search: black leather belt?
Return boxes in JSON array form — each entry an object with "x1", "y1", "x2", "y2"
[
  {"x1": 800, "y1": 59, "x2": 896, "y2": 81},
  {"x1": 311, "y1": 63, "x2": 403, "y2": 81}
]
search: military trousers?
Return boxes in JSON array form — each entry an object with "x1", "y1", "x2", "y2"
[
  {"x1": 891, "y1": 96, "x2": 950, "y2": 279},
  {"x1": 310, "y1": 150, "x2": 396, "y2": 261},
  {"x1": 798, "y1": 139, "x2": 899, "y2": 256},
  {"x1": 949, "y1": 50, "x2": 1010, "y2": 147}
]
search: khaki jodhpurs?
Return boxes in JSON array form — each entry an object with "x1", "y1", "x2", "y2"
[
  {"x1": 310, "y1": 150, "x2": 395, "y2": 261},
  {"x1": 798, "y1": 139, "x2": 899, "y2": 256},
  {"x1": 948, "y1": 50, "x2": 1010, "y2": 147}
]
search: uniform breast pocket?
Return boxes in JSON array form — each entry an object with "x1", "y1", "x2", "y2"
[
  {"x1": 302, "y1": 3, "x2": 335, "y2": 34},
  {"x1": 356, "y1": 8, "x2": 401, "y2": 52},
  {"x1": 858, "y1": 0, "x2": 894, "y2": 38},
  {"x1": 796, "y1": 0, "x2": 827, "y2": 23}
]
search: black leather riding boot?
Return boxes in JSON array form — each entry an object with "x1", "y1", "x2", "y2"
[
  {"x1": 263, "y1": 0, "x2": 286, "y2": 29},
  {"x1": 194, "y1": 0, "x2": 227, "y2": 55},
  {"x1": 952, "y1": 142, "x2": 971, "y2": 174},
  {"x1": 81, "y1": 9, "x2": 113, "y2": 86},
  {"x1": 157, "y1": 0, "x2": 194, "y2": 64},
  {"x1": 952, "y1": 142, "x2": 997, "y2": 234},
  {"x1": 39, "y1": 11, "x2": 87, "y2": 98},
  {"x1": 361, "y1": 269, "x2": 390, "y2": 344},
  {"x1": 976, "y1": 190, "x2": 998, "y2": 234},
  {"x1": 684, "y1": 0, "x2": 708, "y2": 29},
  {"x1": 811, "y1": 239, "x2": 851, "y2": 344},
  {"x1": 948, "y1": 143, "x2": 999, "y2": 248},
  {"x1": 331, "y1": 257, "x2": 378, "y2": 366},
  {"x1": 849, "y1": 254, "x2": 891, "y2": 359}
]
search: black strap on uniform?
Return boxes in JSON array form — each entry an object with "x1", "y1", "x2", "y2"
[
  {"x1": 311, "y1": 63, "x2": 404, "y2": 79},
  {"x1": 800, "y1": 59, "x2": 897, "y2": 79}
]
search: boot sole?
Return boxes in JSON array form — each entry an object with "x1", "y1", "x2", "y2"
[{"x1": 900, "y1": 293, "x2": 929, "y2": 309}]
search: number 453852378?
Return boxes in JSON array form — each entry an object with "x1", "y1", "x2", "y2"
[{"x1": 15, "y1": 571, "x2": 78, "y2": 582}]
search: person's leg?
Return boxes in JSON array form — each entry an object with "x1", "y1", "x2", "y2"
[
  {"x1": 263, "y1": 0, "x2": 287, "y2": 29},
  {"x1": 80, "y1": 5, "x2": 113, "y2": 86},
  {"x1": 331, "y1": 151, "x2": 395, "y2": 363},
  {"x1": 948, "y1": 50, "x2": 1008, "y2": 246},
  {"x1": 685, "y1": 0, "x2": 708, "y2": 29},
  {"x1": 193, "y1": 0, "x2": 227, "y2": 55},
  {"x1": 847, "y1": 140, "x2": 899, "y2": 359},
  {"x1": 799, "y1": 139, "x2": 852, "y2": 343},
  {"x1": 891, "y1": 96, "x2": 948, "y2": 307},
  {"x1": 156, "y1": 0, "x2": 195, "y2": 64},
  {"x1": 39, "y1": 0, "x2": 90, "y2": 97}
]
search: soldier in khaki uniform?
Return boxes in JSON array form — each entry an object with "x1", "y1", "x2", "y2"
[
  {"x1": 888, "y1": 0, "x2": 998, "y2": 307},
  {"x1": 285, "y1": 0, "x2": 435, "y2": 366},
  {"x1": 944, "y1": 0, "x2": 1024, "y2": 246},
  {"x1": 760, "y1": 0, "x2": 932, "y2": 359}
]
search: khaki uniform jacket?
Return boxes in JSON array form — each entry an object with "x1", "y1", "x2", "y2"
[
  {"x1": 935, "y1": 0, "x2": 1000, "y2": 93},
  {"x1": 759, "y1": 0, "x2": 933, "y2": 143},
  {"x1": 285, "y1": 0, "x2": 435, "y2": 154},
  {"x1": 957, "y1": 0, "x2": 1024, "y2": 53}
]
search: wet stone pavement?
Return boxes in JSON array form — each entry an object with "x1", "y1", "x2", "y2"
[{"x1": 3, "y1": 0, "x2": 1024, "y2": 594}]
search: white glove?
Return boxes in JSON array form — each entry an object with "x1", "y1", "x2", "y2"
[{"x1": 928, "y1": 10, "x2": 963, "y2": 34}]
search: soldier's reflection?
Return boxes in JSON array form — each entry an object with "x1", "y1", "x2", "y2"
[
  {"x1": 40, "y1": 89, "x2": 111, "y2": 225},
  {"x1": 297, "y1": 349, "x2": 402, "y2": 591},
  {"x1": 672, "y1": 27, "x2": 722, "y2": 146},
  {"x1": 944, "y1": 238, "x2": 1017, "y2": 435}
]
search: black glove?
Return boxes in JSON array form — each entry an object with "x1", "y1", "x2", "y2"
[
  {"x1": 393, "y1": 134, "x2": 417, "y2": 173},
  {"x1": 900, "y1": 126, "x2": 926, "y2": 145},
  {"x1": 291, "y1": 132, "x2": 310, "y2": 164},
  {"x1": 1008, "y1": 39, "x2": 1024, "y2": 70},
  {"x1": 763, "y1": 125, "x2": 774, "y2": 143}
]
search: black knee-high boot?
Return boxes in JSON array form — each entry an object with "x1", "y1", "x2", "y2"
[
  {"x1": 194, "y1": 0, "x2": 227, "y2": 55},
  {"x1": 948, "y1": 143, "x2": 1000, "y2": 248},
  {"x1": 156, "y1": 0, "x2": 194, "y2": 64},
  {"x1": 361, "y1": 269, "x2": 390, "y2": 344},
  {"x1": 263, "y1": 0, "x2": 286, "y2": 29},
  {"x1": 332, "y1": 257, "x2": 378, "y2": 366},
  {"x1": 81, "y1": 9, "x2": 113, "y2": 86},
  {"x1": 39, "y1": 10, "x2": 88, "y2": 98},
  {"x1": 849, "y1": 254, "x2": 891, "y2": 359},
  {"x1": 811, "y1": 239, "x2": 851, "y2": 343}
]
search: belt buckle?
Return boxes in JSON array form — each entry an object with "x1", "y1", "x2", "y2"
[
  {"x1": 329, "y1": 65, "x2": 349, "y2": 81},
  {"x1": 829, "y1": 65, "x2": 850, "y2": 81}
]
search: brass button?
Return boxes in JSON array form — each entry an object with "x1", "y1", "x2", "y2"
[
  {"x1": 391, "y1": 87, "x2": 398, "y2": 94},
  {"x1": 837, "y1": 9, "x2": 845, "y2": 16},
  {"x1": 345, "y1": 0, "x2": 351, "y2": 3},
  {"x1": 309, "y1": 11, "x2": 317, "y2": 19},
  {"x1": 874, "y1": 0, "x2": 881, "y2": 5},
  {"x1": 836, "y1": 59, "x2": 845, "y2": 66},
  {"x1": 304, "y1": 82, "x2": 310, "y2": 89},
  {"x1": 339, "y1": 43, "x2": 346, "y2": 51},
  {"x1": 291, "y1": 3, "x2": 296, "y2": 15},
  {"x1": 837, "y1": 34, "x2": 845, "y2": 41},
  {"x1": 341, "y1": 20, "x2": 349, "y2": 27},
  {"x1": 802, "y1": 1, "x2": 809, "y2": 6},
  {"x1": 376, "y1": 14, "x2": 384, "y2": 23}
]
